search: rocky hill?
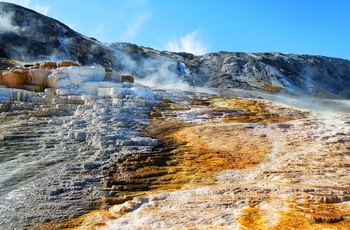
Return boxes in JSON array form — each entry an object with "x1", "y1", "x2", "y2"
[
  {"x1": 1, "y1": 2, "x2": 350, "y2": 98},
  {"x1": 1, "y1": 2, "x2": 350, "y2": 230}
]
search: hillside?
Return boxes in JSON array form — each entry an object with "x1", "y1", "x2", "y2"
[{"x1": 1, "y1": 2, "x2": 350, "y2": 98}]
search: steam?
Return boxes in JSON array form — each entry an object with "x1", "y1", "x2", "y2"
[
  {"x1": 113, "y1": 48, "x2": 217, "y2": 94},
  {"x1": 138, "y1": 61, "x2": 186, "y2": 87},
  {"x1": 116, "y1": 49, "x2": 189, "y2": 89},
  {"x1": 0, "y1": 10, "x2": 20, "y2": 33},
  {"x1": 165, "y1": 30, "x2": 208, "y2": 55}
]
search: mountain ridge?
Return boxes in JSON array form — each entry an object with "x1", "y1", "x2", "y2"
[{"x1": 1, "y1": 1, "x2": 350, "y2": 98}]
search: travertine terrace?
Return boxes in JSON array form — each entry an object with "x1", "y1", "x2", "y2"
[
  {"x1": 1, "y1": 2, "x2": 350, "y2": 229},
  {"x1": 67, "y1": 95, "x2": 350, "y2": 230},
  {"x1": 26, "y1": 88, "x2": 350, "y2": 229}
]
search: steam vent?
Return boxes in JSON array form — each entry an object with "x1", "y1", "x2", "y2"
[{"x1": 1, "y1": 2, "x2": 350, "y2": 229}]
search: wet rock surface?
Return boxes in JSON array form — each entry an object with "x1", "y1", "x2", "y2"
[
  {"x1": 24, "y1": 90, "x2": 350, "y2": 230},
  {"x1": 1, "y1": 78, "x2": 350, "y2": 229},
  {"x1": 0, "y1": 82, "x2": 160, "y2": 229}
]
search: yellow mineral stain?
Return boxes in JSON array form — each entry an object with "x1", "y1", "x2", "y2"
[
  {"x1": 237, "y1": 201, "x2": 350, "y2": 230},
  {"x1": 34, "y1": 97, "x2": 308, "y2": 229},
  {"x1": 211, "y1": 98, "x2": 302, "y2": 124},
  {"x1": 170, "y1": 123, "x2": 272, "y2": 174},
  {"x1": 30, "y1": 210, "x2": 112, "y2": 230},
  {"x1": 236, "y1": 206, "x2": 265, "y2": 230},
  {"x1": 255, "y1": 82, "x2": 284, "y2": 93}
]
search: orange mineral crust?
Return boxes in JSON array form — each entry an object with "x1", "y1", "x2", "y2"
[{"x1": 31, "y1": 96, "x2": 350, "y2": 230}]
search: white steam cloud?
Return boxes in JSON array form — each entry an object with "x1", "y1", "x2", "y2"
[
  {"x1": 0, "y1": 10, "x2": 20, "y2": 33},
  {"x1": 165, "y1": 30, "x2": 208, "y2": 55},
  {"x1": 115, "y1": 50, "x2": 217, "y2": 95}
]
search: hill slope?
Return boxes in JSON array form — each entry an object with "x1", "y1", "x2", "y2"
[{"x1": 1, "y1": 2, "x2": 350, "y2": 98}]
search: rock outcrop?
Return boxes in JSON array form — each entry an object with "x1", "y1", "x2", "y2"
[
  {"x1": 141, "y1": 49, "x2": 350, "y2": 98},
  {"x1": 0, "y1": 59, "x2": 124, "y2": 98},
  {"x1": 0, "y1": 2, "x2": 120, "y2": 69}
]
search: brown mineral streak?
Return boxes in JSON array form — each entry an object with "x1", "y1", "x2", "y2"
[
  {"x1": 237, "y1": 203, "x2": 350, "y2": 229},
  {"x1": 33, "y1": 97, "x2": 350, "y2": 229},
  {"x1": 36, "y1": 98, "x2": 272, "y2": 229}
]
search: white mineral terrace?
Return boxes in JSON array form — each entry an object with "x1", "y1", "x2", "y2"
[
  {"x1": 89, "y1": 99, "x2": 350, "y2": 230},
  {"x1": 0, "y1": 64, "x2": 161, "y2": 228},
  {"x1": 1, "y1": 64, "x2": 350, "y2": 229}
]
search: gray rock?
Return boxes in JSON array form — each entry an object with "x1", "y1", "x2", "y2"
[
  {"x1": 1, "y1": 2, "x2": 350, "y2": 98},
  {"x1": 74, "y1": 131, "x2": 86, "y2": 142}
]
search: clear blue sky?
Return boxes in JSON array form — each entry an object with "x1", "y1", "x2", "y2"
[{"x1": 4, "y1": 0, "x2": 350, "y2": 60}]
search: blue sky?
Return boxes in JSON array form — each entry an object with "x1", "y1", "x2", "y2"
[{"x1": 3, "y1": 0, "x2": 350, "y2": 60}]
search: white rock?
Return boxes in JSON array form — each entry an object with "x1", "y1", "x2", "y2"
[
  {"x1": 131, "y1": 84, "x2": 155, "y2": 100},
  {"x1": 79, "y1": 82, "x2": 122, "y2": 95},
  {"x1": 80, "y1": 94, "x2": 101, "y2": 102},
  {"x1": 67, "y1": 66, "x2": 105, "y2": 85},
  {"x1": 113, "y1": 86, "x2": 131, "y2": 97},
  {"x1": 97, "y1": 88, "x2": 112, "y2": 97},
  {"x1": 44, "y1": 88, "x2": 56, "y2": 95},
  {"x1": 97, "y1": 87, "x2": 130, "y2": 98},
  {"x1": 48, "y1": 119, "x2": 64, "y2": 125},
  {"x1": 0, "y1": 88, "x2": 36, "y2": 102},
  {"x1": 56, "y1": 86, "x2": 80, "y2": 96},
  {"x1": 47, "y1": 69, "x2": 70, "y2": 88},
  {"x1": 47, "y1": 66, "x2": 105, "y2": 90}
]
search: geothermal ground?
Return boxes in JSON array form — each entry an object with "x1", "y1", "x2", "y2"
[
  {"x1": 24, "y1": 90, "x2": 350, "y2": 229},
  {"x1": 86, "y1": 95, "x2": 350, "y2": 229},
  {"x1": 59, "y1": 92, "x2": 350, "y2": 230},
  {"x1": 1, "y1": 3, "x2": 350, "y2": 229},
  {"x1": 1, "y1": 62, "x2": 350, "y2": 229}
]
